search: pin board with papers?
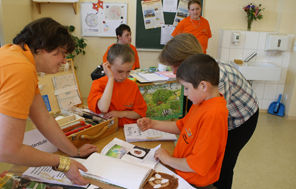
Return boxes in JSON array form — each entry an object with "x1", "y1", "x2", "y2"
[{"x1": 80, "y1": 2, "x2": 127, "y2": 37}]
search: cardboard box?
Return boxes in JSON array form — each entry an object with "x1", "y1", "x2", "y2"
[{"x1": 38, "y1": 59, "x2": 118, "y2": 148}]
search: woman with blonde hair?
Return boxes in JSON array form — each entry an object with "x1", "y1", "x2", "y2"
[{"x1": 159, "y1": 33, "x2": 259, "y2": 189}]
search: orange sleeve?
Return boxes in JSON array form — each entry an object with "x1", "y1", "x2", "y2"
[
  {"x1": 0, "y1": 64, "x2": 38, "y2": 119},
  {"x1": 87, "y1": 77, "x2": 107, "y2": 114},
  {"x1": 171, "y1": 19, "x2": 185, "y2": 37},
  {"x1": 130, "y1": 44, "x2": 140, "y2": 69}
]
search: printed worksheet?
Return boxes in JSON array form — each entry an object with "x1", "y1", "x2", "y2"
[{"x1": 52, "y1": 73, "x2": 81, "y2": 109}]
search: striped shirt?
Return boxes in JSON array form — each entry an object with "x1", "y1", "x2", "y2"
[{"x1": 217, "y1": 60, "x2": 259, "y2": 130}]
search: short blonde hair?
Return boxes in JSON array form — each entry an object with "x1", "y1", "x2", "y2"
[
  {"x1": 107, "y1": 44, "x2": 135, "y2": 65},
  {"x1": 158, "y1": 33, "x2": 203, "y2": 66}
]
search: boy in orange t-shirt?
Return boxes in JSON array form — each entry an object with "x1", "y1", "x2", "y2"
[
  {"x1": 88, "y1": 44, "x2": 147, "y2": 127},
  {"x1": 103, "y1": 24, "x2": 140, "y2": 70},
  {"x1": 137, "y1": 54, "x2": 228, "y2": 188}
]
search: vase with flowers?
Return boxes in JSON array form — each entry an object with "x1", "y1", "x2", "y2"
[{"x1": 243, "y1": 3, "x2": 265, "y2": 31}]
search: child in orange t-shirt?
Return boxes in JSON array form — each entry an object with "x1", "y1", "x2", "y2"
[
  {"x1": 88, "y1": 44, "x2": 147, "y2": 127},
  {"x1": 137, "y1": 54, "x2": 228, "y2": 188}
]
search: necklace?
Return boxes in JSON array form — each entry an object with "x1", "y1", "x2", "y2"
[{"x1": 190, "y1": 17, "x2": 200, "y2": 28}]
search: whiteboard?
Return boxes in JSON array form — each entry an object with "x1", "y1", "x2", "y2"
[{"x1": 80, "y1": 2, "x2": 127, "y2": 37}]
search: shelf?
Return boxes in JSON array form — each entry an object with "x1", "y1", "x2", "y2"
[{"x1": 33, "y1": 1, "x2": 78, "y2": 15}]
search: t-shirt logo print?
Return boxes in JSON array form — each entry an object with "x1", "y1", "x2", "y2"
[
  {"x1": 182, "y1": 128, "x2": 193, "y2": 144},
  {"x1": 123, "y1": 102, "x2": 133, "y2": 110}
]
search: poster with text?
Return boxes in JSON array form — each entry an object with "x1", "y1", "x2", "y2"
[{"x1": 141, "y1": 0, "x2": 165, "y2": 29}]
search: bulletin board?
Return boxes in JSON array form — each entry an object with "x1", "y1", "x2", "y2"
[
  {"x1": 135, "y1": 0, "x2": 203, "y2": 49},
  {"x1": 80, "y1": 2, "x2": 127, "y2": 37}
]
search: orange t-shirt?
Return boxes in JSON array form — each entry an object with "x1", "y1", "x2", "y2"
[
  {"x1": 87, "y1": 76, "x2": 147, "y2": 126},
  {"x1": 174, "y1": 96, "x2": 228, "y2": 187},
  {"x1": 103, "y1": 43, "x2": 140, "y2": 70},
  {"x1": 172, "y1": 16, "x2": 212, "y2": 54},
  {"x1": 0, "y1": 44, "x2": 40, "y2": 119}
]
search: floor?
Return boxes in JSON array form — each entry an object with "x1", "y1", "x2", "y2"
[{"x1": 0, "y1": 112, "x2": 295, "y2": 188}]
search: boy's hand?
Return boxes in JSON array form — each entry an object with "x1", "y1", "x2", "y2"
[
  {"x1": 102, "y1": 62, "x2": 114, "y2": 79},
  {"x1": 137, "y1": 117, "x2": 153, "y2": 131},
  {"x1": 102, "y1": 111, "x2": 122, "y2": 119},
  {"x1": 154, "y1": 148, "x2": 171, "y2": 165}
]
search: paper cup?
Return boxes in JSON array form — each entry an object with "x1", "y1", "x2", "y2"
[{"x1": 158, "y1": 63, "x2": 167, "y2": 71}]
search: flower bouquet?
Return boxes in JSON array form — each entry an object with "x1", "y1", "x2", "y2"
[{"x1": 243, "y1": 3, "x2": 265, "y2": 31}]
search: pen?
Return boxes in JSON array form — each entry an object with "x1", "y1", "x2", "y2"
[
  {"x1": 62, "y1": 121, "x2": 85, "y2": 133},
  {"x1": 65, "y1": 124, "x2": 92, "y2": 136}
]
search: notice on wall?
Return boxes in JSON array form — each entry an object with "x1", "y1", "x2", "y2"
[
  {"x1": 173, "y1": 0, "x2": 189, "y2": 26},
  {"x1": 141, "y1": 0, "x2": 165, "y2": 29},
  {"x1": 163, "y1": 0, "x2": 178, "y2": 12},
  {"x1": 160, "y1": 25, "x2": 175, "y2": 45},
  {"x1": 80, "y1": 2, "x2": 127, "y2": 37}
]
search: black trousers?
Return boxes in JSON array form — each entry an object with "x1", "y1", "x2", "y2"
[{"x1": 214, "y1": 109, "x2": 259, "y2": 189}]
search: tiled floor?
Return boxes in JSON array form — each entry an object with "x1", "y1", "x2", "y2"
[{"x1": 1, "y1": 112, "x2": 295, "y2": 188}]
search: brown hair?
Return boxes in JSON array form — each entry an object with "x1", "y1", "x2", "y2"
[
  {"x1": 188, "y1": 0, "x2": 202, "y2": 9},
  {"x1": 158, "y1": 33, "x2": 203, "y2": 66},
  {"x1": 13, "y1": 17, "x2": 75, "y2": 54},
  {"x1": 107, "y1": 44, "x2": 135, "y2": 65},
  {"x1": 176, "y1": 54, "x2": 219, "y2": 88}
]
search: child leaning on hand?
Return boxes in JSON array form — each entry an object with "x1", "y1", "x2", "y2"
[
  {"x1": 87, "y1": 44, "x2": 147, "y2": 127},
  {"x1": 137, "y1": 54, "x2": 228, "y2": 189}
]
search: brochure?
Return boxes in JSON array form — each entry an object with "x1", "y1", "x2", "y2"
[
  {"x1": 124, "y1": 123, "x2": 177, "y2": 142},
  {"x1": 80, "y1": 138, "x2": 160, "y2": 189}
]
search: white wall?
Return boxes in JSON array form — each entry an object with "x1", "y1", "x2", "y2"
[{"x1": 218, "y1": 29, "x2": 293, "y2": 110}]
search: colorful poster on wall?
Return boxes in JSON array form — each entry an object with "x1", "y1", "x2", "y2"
[
  {"x1": 80, "y1": 2, "x2": 127, "y2": 37},
  {"x1": 173, "y1": 0, "x2": 189, "y2": 26},
  {"x1": 139, "y1": 82, "x2": 183, "y2": 120},
  {"x1": 141, "y1": 0, "x2": 165, "y2": 29}
]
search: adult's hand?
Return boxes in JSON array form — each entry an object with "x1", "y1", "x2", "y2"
[
  {"x1": 78, "y1": 144, "x2": 98, "y2": 158},
  {"x1": 64, "y1": 159, "x2": 89, "y2": 185}
]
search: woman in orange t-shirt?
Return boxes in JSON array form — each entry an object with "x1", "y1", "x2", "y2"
[{"x1": 172, "y1": 0, "x2": 212, "y2": 54}]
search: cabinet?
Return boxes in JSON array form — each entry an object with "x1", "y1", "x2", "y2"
[{"x1": 33, "y1": 0, "x2": 79, "y2": 14}]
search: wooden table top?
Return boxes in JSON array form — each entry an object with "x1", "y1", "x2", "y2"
[{"x1": 9, "y1": 127, "x2": 176, "y2": 177}]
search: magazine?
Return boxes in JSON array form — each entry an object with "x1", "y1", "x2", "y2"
[
  {"x1": 0, "y1": 171, "x2": 52, "y2": 189},
  {"x1": 80, "y1": 138, "x2": 160, "y2": 189},
  {"x1": 22, "y1": 164, "x2": 88, "y2": 188},
  {"x1": 124, "y1": 123, "x2": 177, "y2": 142}
]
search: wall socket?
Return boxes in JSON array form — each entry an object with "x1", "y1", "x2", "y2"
[{"x1": 284, "y1": 94, "x2": 288, "y2": 100}]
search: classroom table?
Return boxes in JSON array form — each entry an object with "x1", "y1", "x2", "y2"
[{"x1": 9, "y1": 127, "x2": 176, "y2": 189}]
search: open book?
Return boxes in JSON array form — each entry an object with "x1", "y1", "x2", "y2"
[
  {"x1": 124, "y1": 123, "x2": 178, "y2": 142},
  {"x1": 81, "y1": 138, "x2": 160, "y2": 189}
]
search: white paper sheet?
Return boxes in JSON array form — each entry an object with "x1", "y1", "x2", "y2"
[
  {"x1": 23, "y1": 166, "x2": 87, "y2": 188},
  {"x1": 23, "y1": 129, "x2": 58, "y2": 153},
  {"x1": 163, "y1": 0, "x2": 178, "y2": 12},
  {"x1": 160, "y1": 25, "x2": 175, "y2": 45},
  {"x1": 124, "y1": 123, "x2": 177, "y2": 142}
]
